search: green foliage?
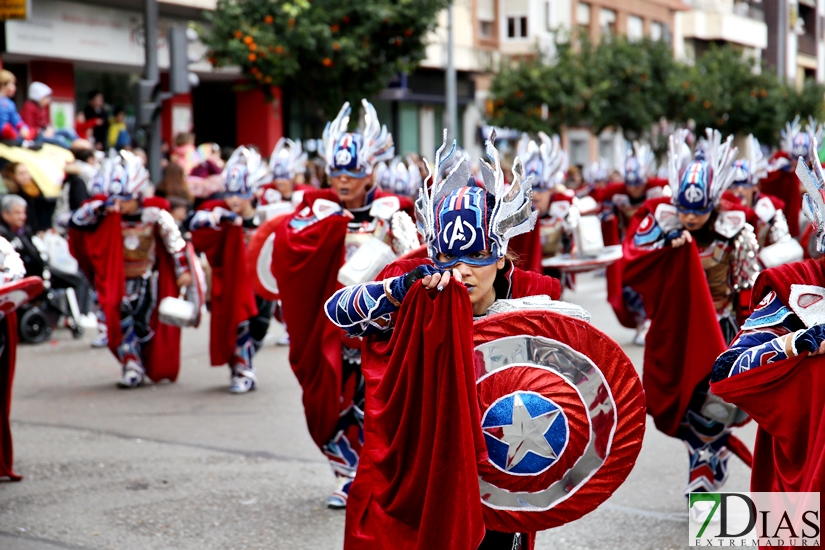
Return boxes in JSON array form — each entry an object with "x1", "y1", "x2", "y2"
[
  {"x1": 489, "y1": 37, "x2": 825, "y2": 147},
  {"x1": 201, "y1": 0, "x2": 448, "y2": 117}
]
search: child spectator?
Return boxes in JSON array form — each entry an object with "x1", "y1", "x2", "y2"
[{"x1": 0, "y1": 71, "x2": 30, "y2": 143}]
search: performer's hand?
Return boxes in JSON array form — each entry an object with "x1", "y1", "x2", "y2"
[
  {"x1": 176, "y1": 272, "x2": 192, "y2": 289},
  {"x1": 669, "y1": 230, "x2": 692, "y2": 248},
  {"x1": 403, "y1": 264, "x2": 441, "y2": 290},
  {"x1": 421, "y1": 268, "x2": 462, "y2": 291},
  {"x1": 795, "y1": 325, "x2": 825, "y2": 355}
]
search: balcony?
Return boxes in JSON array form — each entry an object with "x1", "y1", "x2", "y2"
[{"x1": 680, "y1": 5, "x2": 768, "y2": 50}]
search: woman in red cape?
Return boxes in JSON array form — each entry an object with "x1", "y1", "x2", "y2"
[
  {"x1": 325, "y1": 132, "x2": 561, "y2": 549},
  {"x1": 710, "y1": 148, "x2": 825, "y2": 500}
]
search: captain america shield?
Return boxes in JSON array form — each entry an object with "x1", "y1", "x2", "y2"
[
  {"x1": 247, "y1": 214, "x2": 289, "y2": 301},
  {"x1": 473, "y1": 309, "x2": 645, "y2": 533}
]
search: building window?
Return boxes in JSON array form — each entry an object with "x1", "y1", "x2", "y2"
[
  {"x1": 627, "y1": 15, "x2": 643, "y2": 41},
  {"x1": 506, "y1": 16, "x2": 528, "y2": 39},
  {"x1": 650, "y1": 21, "x2": 664, "y2": 41},
  {"x1": 478, "y1": 0, "x2": 495, "y2": 39},
  {"x1": 576, "y1": 2, "x2": 591, "y2": 37},
  {"x1": 600, "y1": 8, "x2": 617, "y2": 36}
]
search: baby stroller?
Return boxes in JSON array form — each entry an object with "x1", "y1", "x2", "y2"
[{"x1": 16, "y1": 233, "x2": 85, "y2": 343}]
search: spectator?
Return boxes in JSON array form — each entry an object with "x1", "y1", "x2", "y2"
[
  {"x1": 191, "y1": 142, "x2": 223, "y2": 177},
  {"x1": 21, "y1": 82, "x2": 76, "y2": 148},
  {"x1": 2, "y1": 162, "x2": 54, "y2": 233},
  {"x1": 167, "y1": 195, "x2": 190, "y2": 227},
  {"x1": 155, "y1": 163, "x2": 193, "y2": 203},
  {"x1": 0, "y1": 71, "x2": 30, "y2": 143},
  {"x1": 0, "y1": 194, "x2": 43, "y2": 278},
  {"x1": 82, "y1": 89, "x2": 108, "y2": 150},
  {"x1": 64, "y1": 140, "x2": 96, "y2": 209},
  {"x1": 170, "y1": 132, "x2": 199, "y2": 174},
  {"x1": 107, "y1": 106, "x2": 131, "y2": 149},
  {"x1": 74, "y1": 111, "x2": 96, "y2": 141}
]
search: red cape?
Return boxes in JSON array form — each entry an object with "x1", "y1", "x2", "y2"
[
  {"x1": 603, "y1": 215, "x2": 636, "y2": 328},
  {"x1": 272, "y1": 189, "x2": 415, "y2": 449},
  {"x1": 762, "y1": 156, "x2": 801, "y2": 237},
  {"x1": 712, "y1": 259, "x2": 825, "y2": 493},
  {"x1": 68, "y1": 197, "x2": 182, "y2": 382},
  {"x1": 345, "y1": 257, "x2": 558, "y2": 549},
  {"x1": 623, "y1": 198, "x2": 727, "y2": 436},
  {"x1": 720, "y1": 191, "x2": 785, "y2": 230},
  {"x1": 190, "y1": 200, "x2": 258, "y2": 366},
  {"x1": 0, "y1": 313, "x2": 19, "y2": 480}
]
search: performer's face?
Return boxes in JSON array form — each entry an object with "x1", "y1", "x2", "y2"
[
  {"x1": 330, "y1": 174, "x2": 372, "y2": 208},
  {"x1": 444, "y1": 251, "x2": 506, "y2": 315},
  {"x1": 226, "y1": 195, "x2": 255, "y2": 217},
  {"x1": 116, "y1": 198, "x2": 140, "y2": 215},
  {"x1": 532, "y1": 189, "x2": 551, "y2": 215},
  {"x1": 678, "y1": 211, "x2": 712, "y2": 232},
  {"x1": 273, "y1": 177, "x2": 294, "y2": 198},
  {"x1": 730, "y1": 185, "x2": 756, "y2": 207},
  {"x1": 626, "y1": 184, "x2": 646, "y2": 200}
]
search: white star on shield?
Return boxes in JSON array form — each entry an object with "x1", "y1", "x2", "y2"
[{"x1": 499, "y1": 393, "x2": 561, "y2": 471}]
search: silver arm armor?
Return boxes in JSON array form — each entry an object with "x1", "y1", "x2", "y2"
[
  {"x1": 155, "y1": 208, "x2": 186, "y2": 255},
  {"x1": 0, "y1": 237, "x2": 25, "y2": 285},
  {"x1": 732, "y1": 224, "x2": 760, "y2": 292},
  {"x1": 390, "y1": 211, "x2": 419, "y2": 255},
  {"x1": 766, "y1": 209, "x2": 791, "y2": 246}
]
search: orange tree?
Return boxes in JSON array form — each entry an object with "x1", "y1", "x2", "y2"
[{"x1": 201, "y1": 0, "x2": 449, "y2": 116}]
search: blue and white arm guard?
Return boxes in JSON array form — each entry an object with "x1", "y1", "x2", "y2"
[
  {"x1": 632, "y1": 212, "x2": 667, "y2": 249},
  {"x1": 189, "y1": 207, "x2": 238, "y2": 231},
  {"x1": 325, "y1": 277, "x2": 407, "y2": 337},
  {"x1": 70, "y1": 199, "x2": 106, "y2": 228},
  {"x1": 711, "y1": 292, "x2": 818, "y2": 381},
  {"x1": 325, "y1": 264, "x2": 442, "y2": 337}
]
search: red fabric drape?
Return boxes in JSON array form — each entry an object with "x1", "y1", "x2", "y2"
[
  {"x1": 68, "y1": 197, "x2": 182, "y2": 381},
  {"x1": 190, "y1": 216, "x2": 257, "y2": 367},
  {"x1": 603, "y1": 215, "x2": 636, "y2": 328},
  {"x1": 509, "y1": 228, "x2": 543, "y2": 274},
  {"x1": 761, "y1": 164, "x2": 802, "y2": 237},
  {"x1": 345, "y1": 282, "x2": 487, "y2": 550},
  {"x1": 0, "y1": 313, "x2": 20, "y2": 480},
  {"x1": 271, "y1": 204, "x2": 349, "y2": 449},
  {"x1": 622, "y1": 199, "x2": 727, "y2": 436}
]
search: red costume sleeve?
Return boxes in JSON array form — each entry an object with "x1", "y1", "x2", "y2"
[
  {"x1": 510, "y1": 264, "x2": 562, "y2": 299},
  {"x1": 345, "y1": 282, "x2": 487, "y2": 550},
  {"x1": 711, "y1": 355, "x2": 824, "y2": 493},
  {"x1": 0, "y1": 313, "x2": 20, "y2": 480},
  {"x1": 761, "y1": 163, "x2": 801, "y2": 237},
  {"x1": 590, "y1": 182, "x2": 627, "y2": 203},
  {"x1": 190, "y1": 222, "x2": 257, "y2": 367},
  {"x1": 622, "y1": 200, "x2": 727, "y2": 436},
  {"x1": 271, "y1": 208, "x2": 349, "y2": 449}
]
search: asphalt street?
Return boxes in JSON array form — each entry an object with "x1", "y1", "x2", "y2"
[{"x1": 0, "y1": 272, "x2": 755, "y2": 550}]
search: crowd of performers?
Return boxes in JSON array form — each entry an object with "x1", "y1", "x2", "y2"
[{"x1": 0, "y1": 99, "x2": 822, "y2": 549}]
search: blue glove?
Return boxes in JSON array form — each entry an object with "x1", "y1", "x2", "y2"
[
  {"x1": 219, "y1": 210, "x2": 240, "y2": 225},
  {"x1": 664, "y1": 229, "x2": 684, "y2": 245},
  {"x1": 794, "y1": 324, "x2": 825, "y2": 354},
  {"x1": 383, "y1": 264, "x2": 443, "y2": 306}
]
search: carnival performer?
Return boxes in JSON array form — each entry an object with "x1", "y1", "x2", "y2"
[
  {"x1": 257, "y1": 137, "x2": 312, "y2": 221},
  {"x1": 325, "y1": 131, "x2": 561, "y2": 550},
  {"x1": 69, "y1": 150, "x2": 191, "y2": 388},
  {"x1": 270, "y1": 99, "x2": 417, "y2": 508},
  {"x1": 0, "y1": 237, "x2": 42, "y2": 481},
  {"x1": 710, "y1": 142, "x2": 825, "y2": 497},
  {"x1": 375, "y1": 156, "x2": 421, "y2": 202},
  {"x1": 762, "y1": 116, "x2": 824, "y2": 238},
  {"x1": 723, "y1": 134, "x2": 801, "y2": 268},
  {"x1": 620, "y1": 128, "x2": 757, "y2": 496},
  {"x1": 577, "y1": 157, "x2": 611, "y2": 197},
  {"x1": 188, "y1": 147, "x2": 271, "y2": 394}
]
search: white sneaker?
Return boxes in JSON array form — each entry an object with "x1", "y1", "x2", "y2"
[
  {"x1": 79, "y1": 313, "x2": 98, "y2": 329},
  {"x1": 276, "y1": 334, "x2": 290, "y2": 346},
  {"x1": 690, "y1": 500, "x2": 721, "y2": 525},
  {"x1": 633, "y1": 319, "x2": 651, "y2": 346},
  {"x1": 117, "y1": 360, "x2": 145, "y2": 388},
  {"x1": 326, "y1": 476, "x2": 353, "y2": 509},
  {"x1": 229, "y1": 366, "x2": 257, "y2": 394}
]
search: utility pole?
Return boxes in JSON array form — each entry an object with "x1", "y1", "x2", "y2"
[
  {"x1": 144, "y1": 0, "x2": 162, "y2": 183},
  {"x1": 445, "y1": 2, "x2": 458, "y2": 143}
]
